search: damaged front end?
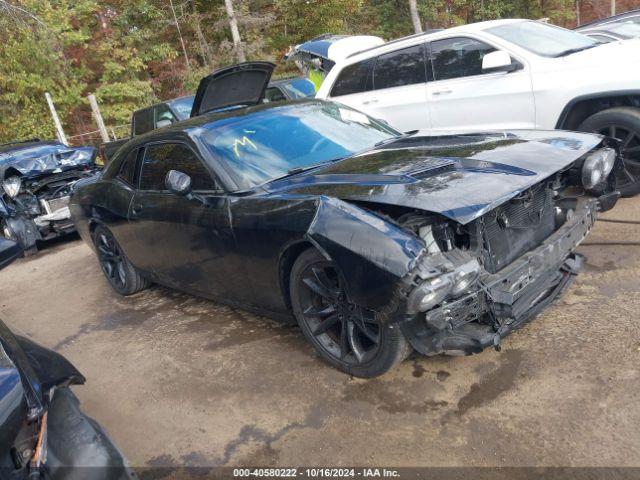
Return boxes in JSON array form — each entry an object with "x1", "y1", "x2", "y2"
[
  {"x1": 1, "y1": 143, "x2": 100, "y2": 251},
  {"x1": 309, "y1": 142, "x2": 620, "y2": 357},
  {"x1": 397, "y1": 154, "x2": 619, "y2": 356}
]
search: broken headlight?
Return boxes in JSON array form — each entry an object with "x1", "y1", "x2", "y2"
[
  {"x1": 407, "y1": 258, "x2": 481, "y2": 313},
  {"x1": 450, "y1": 259, "x2": 481, "y2": 297},
  {"x1": 2, "y1": 176, "x2": 22, "y2": 198},
  {"x1": 582, "y1": 148, "x2": 615, "y2": 189}
]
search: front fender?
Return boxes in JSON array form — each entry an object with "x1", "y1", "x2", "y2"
[{"x1": 306, "y1": 196, "x2": 425, "y2": 310}]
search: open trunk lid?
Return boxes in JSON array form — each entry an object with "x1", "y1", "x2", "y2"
[{"x1": 190, "y1": 62, "x2": 275, "y2": 117}]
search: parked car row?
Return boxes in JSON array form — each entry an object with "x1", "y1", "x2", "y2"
[{"x1": 0, "y1": 14, "x2": 634, "y2": 476}]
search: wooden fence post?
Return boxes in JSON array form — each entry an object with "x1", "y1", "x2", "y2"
[
  {"x1": 44, "y1": 92, "x2": 68, "y2": 145},
  {"x1": 87, "y1": 94, "x2": 110, "y2": 143}
]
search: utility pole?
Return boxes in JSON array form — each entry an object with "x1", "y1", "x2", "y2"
[
  {"x1": 87, "y1": 94, "x2": 110, "y2": 143},
  {"x1": 224, "y1": 0, "x2": 246, "y2": 62},
  {"x1": 611, "y1": 0, "x2": 616, "y2": 16},
  {"x1": 169, "y1": 0, "x2": 190, "y2": 70},
  {"x1": 44, "y1": 92, "x2": 67, "y2": 145}
]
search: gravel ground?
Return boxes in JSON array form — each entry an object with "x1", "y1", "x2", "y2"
[{"x1": 0, "y1": 197, "x2": 638, "y2": 470}]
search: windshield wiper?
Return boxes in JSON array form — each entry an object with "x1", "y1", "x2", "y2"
[
  {"x1": 269, "y1": 159, "x2": 342, "y2": 182},
  {"x1": 554, "y1": 44, "x2": 599, "y2": 57},
  {"x1": 374, "y1": 131, "x2": 416, "y2": 148}
]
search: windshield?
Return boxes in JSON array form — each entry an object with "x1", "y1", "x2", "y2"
[
  {"x1": 202, "y1": 101, "x2": 398, "y2": 190},
  {"x1": 280, "y1": 78, "x2": 316, "y2": 99},
  {"x1": 169, "y1": 95, "x2": 195, "y2": 120},
  {"x1": 488, "y1": 21, "x2": 599, "y2": 57}
]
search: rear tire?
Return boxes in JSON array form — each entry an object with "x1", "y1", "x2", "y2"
[
  {"x1": 578, "y1": 107, "x2": 640, "y2": 197},
  {"x1": 92, "y1": 225, "x2": 149, "y2": 295},
  {"x1": 290, "y1": 248, "x2": 411, "y2": 378}
]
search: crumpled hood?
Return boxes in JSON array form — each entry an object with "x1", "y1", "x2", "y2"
[
  {"x1": 0, "y1": 143, "x2": 96, "y2": 178},
  {"x1": 265, "y1": 130, "x2": 604, "y2": 224}
]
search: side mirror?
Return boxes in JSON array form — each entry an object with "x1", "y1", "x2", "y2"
[
  {"x1": 482, "y1": 50, "x2": 518, "y2": 73},
  {"x1": 165, "y1": 170, "x2": 192, "y2": 196}
]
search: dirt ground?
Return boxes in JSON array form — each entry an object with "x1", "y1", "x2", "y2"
[{"x1": 0, "y1": 198, "x2": 639, "y2": 469}]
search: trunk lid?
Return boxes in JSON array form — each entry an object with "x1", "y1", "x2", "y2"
[{"x1": 190, "y1": 62, "x2": 275, "y2": 117}]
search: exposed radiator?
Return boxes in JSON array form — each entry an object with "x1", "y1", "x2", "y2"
[{"x1": 481, "y1": 184, "x2": 556, "y2": 273}]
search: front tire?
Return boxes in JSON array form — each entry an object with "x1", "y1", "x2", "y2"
[
  {"x1": 578, "y1": 107, "x2": 640, "y2": 197},
  {"x1": 93, "y1": 225, "x2": 149, "y2": 296},
  {"x1": 290, "y1": 248, "x2": 411, "y2": 378}
]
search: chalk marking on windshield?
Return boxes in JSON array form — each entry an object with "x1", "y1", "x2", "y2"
[{"x1": 232, "y1": 136, "x2": 258, "y2": 158}]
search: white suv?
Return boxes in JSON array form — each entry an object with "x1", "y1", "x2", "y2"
[{"x1": 316, "y1": 19, "x2": 640, "y2": 195}]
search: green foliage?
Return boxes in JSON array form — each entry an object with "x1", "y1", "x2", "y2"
[{"x1": 0, "y1": 0, "x2": 578, "y2": 143}]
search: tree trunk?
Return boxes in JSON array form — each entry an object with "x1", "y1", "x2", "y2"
[
  {"x1": 224, "y1": 0, "x2": 246, "y2": 62},
  {"x1": 169, "y1": 0, "x2": 190, "y2": 70},
  {"x1": 409, "y1": 0, "x2": 423, "y2": 34},
  {"x1": 191, "y1": 3, "x2": 212, "y2": 66}
]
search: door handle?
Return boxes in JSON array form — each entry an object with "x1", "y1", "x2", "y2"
[
  {"x1": 362, "y1": 98, "x2": 379, "y2": 105},
  {"x1": 432, "y1": 89, "x2": 452, "y2": 96},
  {"x1": 131, "y1": 203, "x2": 143, "y2": 216}
]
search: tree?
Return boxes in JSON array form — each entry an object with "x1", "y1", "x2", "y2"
[
  {"x1": 409, "y1": 0, "x2": 423, "y2": 33},
  {"x1": 224, "y1": 0, "x2": 246, "y2": 62}
]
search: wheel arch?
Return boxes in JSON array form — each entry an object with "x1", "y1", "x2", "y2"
[
  {"x1": 555, "y1": 91, "x2": 640, "y2": 130},
  {"x1": 278, "y1": 239, "x2": 317, "y2": 312}
]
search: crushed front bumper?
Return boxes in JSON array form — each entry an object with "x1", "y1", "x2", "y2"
[{"x1": 401, "y1": 197, "x2": 598, "y2": 356}]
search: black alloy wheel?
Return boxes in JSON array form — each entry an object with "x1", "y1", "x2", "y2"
[
  {"x1": 290, "y1": 248, "x2": 411, "y2": 377},
  {"x1": 579, "y1": 107, "x2": 640, "y2": 197},
  {"x1": 93, "y1": 225, "x2": 149, "y2": 295}
]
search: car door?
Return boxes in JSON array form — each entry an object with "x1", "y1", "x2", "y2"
[
  {"x1": 106, "y1": 147, "x2": 142, "y2": 251},
  {"x1": 326, "y1": 58, "x2": 376, "y2": 116},
  {"x1": 125, "y1": 141, "x2": 240, "y2": 298},
  {"x1": 426, "y1": 36, "x2": 536, "y2": 132},
  {"x1": 361, "y1": 43, "x2": 431, "y2": 132}
]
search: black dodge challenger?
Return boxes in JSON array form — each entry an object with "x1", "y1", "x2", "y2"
[{"x1": 70, "y1": 63, "x2": 620, "y2": 377}]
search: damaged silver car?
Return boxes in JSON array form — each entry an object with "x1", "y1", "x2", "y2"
[{"x1": 0, "y1": 139, "x2": 100, "y2": 254}]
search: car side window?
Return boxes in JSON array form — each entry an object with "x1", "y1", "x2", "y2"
[
  {"x1": 117, "y1": 148, "x2": 139, "y2": 186},
  {"x1": 263, "y1": 87, "x2": 287, "y2": 103},
  {"x1": 132, "y1": 108, "x2": 154, "y2": 136},
  {"x1": 154, "y1": 104, "x2": 177, "y2": 129},
  {"x1": 429, "y1": 37, "x2": 497, "y2": 81},
  {"x1": 139, "y1": 143, "x2": 218, "y2": 192},
  {"x1": 330, "y1": 59, "x2": 374, "y2": 97},
  {"x1": 372, "y1": 44, "x2": 426, "y2": 90}
]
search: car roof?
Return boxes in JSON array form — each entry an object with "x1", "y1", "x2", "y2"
[
  {"x1": 0, "y1": 140, "x2": 62, "y2": 155},
  {"x1": 579, "y1": 28, "x2": 626, "y2": 38},
  {"x1": 576, "y1": 8, "x2": 640, "y2": 29},
  {"x1": 344, "y1": 19, "x2": 526, "y2": 61},
  {"x1": 269, "y1": 76, "x2": 309, "y2": 87},
  {"x1": 126, "y1": 99, "x2": 324, "y2": 145}
]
